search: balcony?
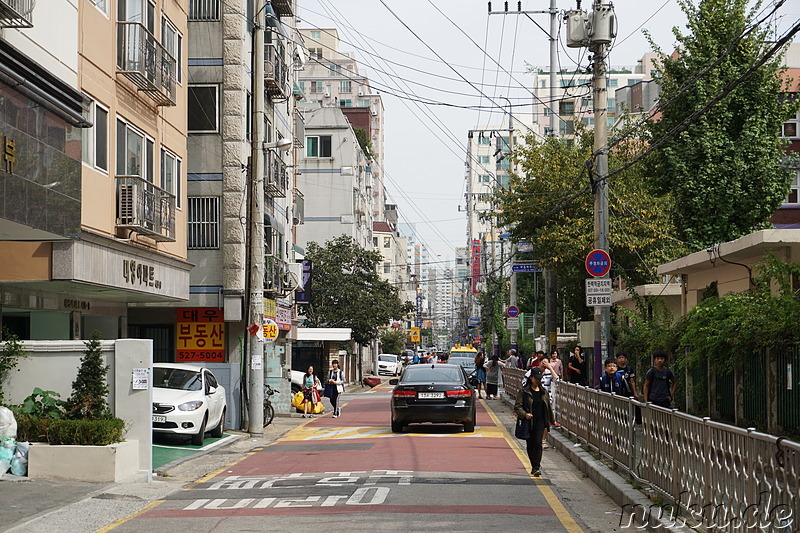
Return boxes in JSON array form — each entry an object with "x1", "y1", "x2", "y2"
[
  {"x1": 116, "y1": 175, "x2": 176, "y2": 242},
  {"x1": 270, "y1": 0, "x2": 293, "y2": 17},
  {"x1": 264, "y1": 256, "x2": 287, "y2": 296},
  {"x1": 264, "y1": 42, "x2": 287, "y2": 98},
  {"x1": 117, "y1": 21, "x2": 176, "y2": 106},
  {"x1": 265, "y1": 150, "x2": 287, "y2": 198},
  {"x1": 0, "y1": 0, "x2": 33, "y2": 28}
]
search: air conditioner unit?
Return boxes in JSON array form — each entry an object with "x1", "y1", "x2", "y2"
[
  {"x1": 358, "y1": 90, "x2": 364, "y2": 96},
  {"x1": 324, "y1": 90, "x2": 330, "y2": 97},
  {"x1": 118, "y1": 184, "x2": 139, "y2": 225},
  {"x1": 371, "y1": 110, "x2": 377, "y2": 116}
]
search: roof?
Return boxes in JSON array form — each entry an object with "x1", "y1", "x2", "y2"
[
  {"x1": 304, "y1": 107, "x2": 352, "y2": 129},
  {"x1": 373, "y1": 221, "x2": 392, "y2": 233}
]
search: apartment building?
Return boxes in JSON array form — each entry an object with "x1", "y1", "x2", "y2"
[
  {"x1": 0, "y1": 0, "x2": 190, "y2": 341},
  {"x1": 297, "y1": 28, "x2": 386, "y2": 222}
]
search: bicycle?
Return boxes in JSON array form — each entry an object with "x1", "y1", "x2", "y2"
[{"x1": 264, "y1": 384, "x2": 278, "y2": 427}]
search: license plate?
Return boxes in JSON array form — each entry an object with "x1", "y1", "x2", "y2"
[
  {"x1": 417, "y1": 392, "x2": 444, "y2": 399},
  {"x1": 152, "y1": 415, "x2": 166, "y2": 423}
]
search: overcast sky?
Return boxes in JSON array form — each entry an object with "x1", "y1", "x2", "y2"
[{"x1": 297, "y1": 0, "x2": 799, "y2": 266}]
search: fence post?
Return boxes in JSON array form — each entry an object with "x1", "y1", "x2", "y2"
[
  {"x1": 767, "y1": 347, "x2": 777, "y2": 434},
  {"x1": 702, "y1": 417, "x2": 711, "y2": 508}
]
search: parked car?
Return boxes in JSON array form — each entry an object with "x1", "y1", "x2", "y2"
[
  {"x1": 377, "y1": 353, "x2": 402, "y2": 376},
  {"x1": 389, "y1": 364, "x2": 476, "y2": 433},
  {"x1": 152, "y1": 363, "x2": 226, "y2": 446}
]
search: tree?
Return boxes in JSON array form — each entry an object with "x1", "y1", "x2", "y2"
[
  {"x1": 302, "y1": 236, "x2": 413, "y2": 345},
  {"x1": 66, "y1": 331, "x2": 111, "y2": 420},
  {"x1": 380, "y1": 329, "x2": 406, "y2": 354},
  {"x1": 354, "y1": 128, "x2": 374, "y2": 160},
  {"x1": 645, "y1": 0, "x2": 800, "y2": 248},
  {"x1": 491, "y1": 128, "x2": 686, "y2": 321}
]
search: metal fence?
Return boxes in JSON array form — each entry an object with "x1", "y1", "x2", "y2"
[{"x1": 526, "y1": 375, "x2": 800, "y2": 531}]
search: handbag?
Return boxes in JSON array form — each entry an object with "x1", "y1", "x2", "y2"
[
  {"x1": 468, "y1": 370, "x2": 479, "y2": 386},
  {"x1": 323, "y1": 383, "x2": 335, "y2": 398},
  {"x1": 514, "y1": 416, "x2": 531, "y2": 439}
]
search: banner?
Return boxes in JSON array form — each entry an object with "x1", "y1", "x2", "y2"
[
  {"x1": 176, "y1": 308, "x2": 225, "y2": 362},
  {"x1": 471, "y1": 239, "x2": 482, "y2": 294}
]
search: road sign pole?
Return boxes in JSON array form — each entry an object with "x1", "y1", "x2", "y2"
[{"x1": 510, "y1": 245, "x2": 517, "y2": 352}]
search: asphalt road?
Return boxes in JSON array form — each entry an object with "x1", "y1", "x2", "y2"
[{"x1": 98, "y1": 383, "x2": 623, "y2": 533}]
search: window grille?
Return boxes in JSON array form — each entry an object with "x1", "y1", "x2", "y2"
[
  {"x1": 189, "y1": 0, "x2": 220, "y2": 21},
  {"x1": 188, "y1": 197, "x2": 220, "y2": 249}
]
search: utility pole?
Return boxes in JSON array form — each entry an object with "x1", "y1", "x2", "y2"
[
  {"x1": 247, "y1": 1, "x2": 265, "y2": 436},
  {"x1": 565, "y1": 0, "x2": 615, "y2": 384}
]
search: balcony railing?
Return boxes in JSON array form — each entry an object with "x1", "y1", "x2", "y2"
[
  {"x1": 270, "y1": 0, "x2": 293, "y2": 17},
  {"x1": 0, "y1": 0, "x2": 34, "y2": 28},
  {"x1": 116, "y1": 175, "x2": 176, "y2": 241},
  {"x1": 264, "y1": 42, "x2": 287, "y2": 98},
  {"x1": 264, "y1": 256, "x2": 287, "y2": 296},
  {"x1": 265, "y1": 150, "x2": 287, "y2": 198},
  {"x1": 117, "y1": 21, "x2": 176, "y2": 106}
]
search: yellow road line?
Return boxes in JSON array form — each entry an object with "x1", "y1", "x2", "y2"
[
  {"x1": 94, "y1": 500, "x2": 164, "y2": 532},
  {"x1": 483, "y1": 405, "x2": 583, "y2": 533}
]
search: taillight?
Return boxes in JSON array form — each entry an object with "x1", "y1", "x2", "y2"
[
  {"x1": 393, "y1": 390, "x2": 416, "y2": 398},
  {"x1": 446, "y1": 389, "x2": 472, "y2": 398}
]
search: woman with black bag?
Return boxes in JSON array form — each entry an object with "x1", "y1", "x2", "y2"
[
  {"x1": 325, "y1": 360, "x2": 345, "y2": 418},
  {"x1": 513, "y1": 366, "x2": 554, "y2": 477}
]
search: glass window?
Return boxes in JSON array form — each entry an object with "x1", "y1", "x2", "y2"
[
  {"x1": 89, "y1": 0, "x2": 107, "y2": 14},
  {"x1": 188, "y1": 197, "x2": 220, "y2": 248},
  {"x1": 329, "y1": 64, "x2": 341, "y2": 75},
  {"x1": 310, "y1": 30, "x2": 320, "y2": 39},
  {"x1": 559, "y1": 100, "x2": 575, "y2": 115},
  {"x1": 628, "y1": 79, "x2": 638, "y2": 86},
  {"x1": 116, "y1": 119, "x2": 144, "y2": 176},
  {"x1": 306, "y1": 135, "x2": 332, "y2": 157},
  {"x1": 479, "y1": 155, "x2": 490, "y2": 164},
  {"x1": 478, "y1": 135, "x2": 491, "y2": 145},
  {"x1": 383, "y1": 262, "x2": 391, "y2": 274},
  {"x1": 357, "y1": 99, "x2": 370, "y2": 107},
  {"x1": 497, "y1": 158, "x2": 510, "y2": 170},
  {"x1": 162, "y1": 16, "x2": 182, "y2": 84},
  {"x1": 339, "y1": 80, "x2": 352, "y2": 93},
  {"x1": 189, "y1": 0, "x2": 219, "y2": 20},
  {"x1": 608, "y1": 79, "x2": 618, "y2": 88},
  {"x1": 161, "y1": 148, "x2": 179, "y2": 199},
  {"x1": 188, "y1": 85, "x2": 218, "y2": 132},
  {"x1": 783, "y1": 122, "x2": 798, "y2": 138},
  {"x1": 82, "y1": 98, "x2": 109, "y2": 173},
  {"x1": 608, "y1": 98, "x2": 616, "y2": 114},
  {"x1": 383, "y1": 236, "x2": 391, "y2": 248},
  {"x1": 339, "y1": 99, "x2": 352, "y2": 107}
]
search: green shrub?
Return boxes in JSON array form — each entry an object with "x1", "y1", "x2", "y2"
[
  {"x1": 20, "y1": 388, "x2": 67, "y2": 418},
  {"x1": 0, "y1": 327, "x2": 27, "y2": 405},
  {"x1": 66, "y1": 331, "x2": 111, "y2": 420},
  {"x1": 46, "y1": 418, "x2": 125, "y2": 446},
  {"x1": 13, "y1": 411, "x2": 51, "y2": 442}
]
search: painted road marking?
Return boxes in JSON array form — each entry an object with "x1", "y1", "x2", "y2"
[
  {"x1": 282, "y1": 425, "x2": 503, "y2": 441},
  {"x1": 483, "y1": 404, "x2": 583, "y2": 532}
]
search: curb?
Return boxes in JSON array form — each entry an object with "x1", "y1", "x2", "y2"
[
  {"x1": 154, "y1": 433, "x2": 244, "y2": 476},
  {"x1": 499, "y1": 391, "x2": 691, "y2": 533}
]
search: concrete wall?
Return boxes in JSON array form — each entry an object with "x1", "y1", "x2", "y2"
[{"x1": 5, "y1": 339, "x2": 153, "y2": 481}]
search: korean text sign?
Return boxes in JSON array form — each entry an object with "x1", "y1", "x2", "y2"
[{"x1": 176, "y1": 308, "x2": 225, "y2": 362}]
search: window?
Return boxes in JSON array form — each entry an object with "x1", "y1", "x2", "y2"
[
  {"x1": 188, "y1": 85, "x2": 218, "y2": 132},
  {"x1": 357, "y1": 99, "x2": 370, "y2": 107},
  {"x1": 161, "y1": 148, "x2": 181, "y2": 207},
  {"x1": 479, "y1": 174, "x2": 491, "y2": 183},
  {"x1": 383, "y1": 236, "x2": 391, "y2": 248},
  {"x1": 309, "y1": 48, "x2": 322, "y2": 59},
  {"x1": 298, "y1": 81, "x2": 305, "y2": 92},
  {"x1": 581, "y1": 117, "x2": 594, "y2": 126},
  {"x1": 329, "y1": 64, "x2": 341, "y2": 76},
  {"x1": 118, "y1": 0, "x2": 155, "y2": 30},
  {"x1": 478, "y1": 155, "x2": 490, "y2": 164},
  {"x1": 608, "y1": 98, "x2": 616, "y2": 114},
  {"x1": 560, "y1": 78, "x2": 577, "y2": 88},
  {"x1": 189, "y1": 0, "x2": 219, "y2": 20},
  {"x1": 559, "y1": 120, "x2": 575, "y2": 136},
  {"x1": 541, "y1": 80, "x2": 546, "y2": 88},
  {"x1": 82, "y1": 98, "x2": 109, "y2": 173},
  {"x1": 339, "y1": 80, "x2": 352, "y2": 93},
  {"x1": 559, "y1": 100, "x2": 575, "y2": 115},
  {"x1": 782, "y1": 122, "x2": 798, "y2": 138},
  {"x1": 310, "y1": 30, "x2": 321, "y2": 39},
  {"x1": 496, "y1": 158, "x2": 510, "y2": 170},
  {"x1": 544, "y1": 107, "x2": 550, "y2": 117},
  {"x1": 88, "y1": 0, "x2": 108, "y2": 14},
  {"x1": 373, "y1": 237, "x2": 378, "y2": 247},
  {"x1": 628, "y1": 79, "x2": 638, "y2": 86},
  {"x1": 339, "y1": 99, "x2": 352, "y2": 107},
  {"x1": 306, "y1": 135, "x2": 332, "y2": 157},
  {"x1": 384, "y1": 262, "x2": 391, "y2": 274},
  {"x1": 478, "y1": 135, "x2": 491, "y2": 145},
  {"x1": 608, "y1": 79, "x2": 618, "y2": 88},
  {"x1": 188, "y1": 197, "x2": 220, "y2": 249},
  {"x1": 496, "y1": 136, "x2": 510, "y2": 151},
  {"x1": 310, "y1": 81, "x2": 323, "y2": 93},
  {"x1": 162, "y1": 15, "x2": 182, "y2": 84},
  {"x1": 116, "y1": 118, "x2": 155, "y2": 183},
  {"x1": 786, "y1": 170, "x2": 800, "y2": 205}
]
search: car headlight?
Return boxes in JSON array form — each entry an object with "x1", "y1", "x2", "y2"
[{"x1": 178, "y1": 400, "x2": 204, "y2": 411}]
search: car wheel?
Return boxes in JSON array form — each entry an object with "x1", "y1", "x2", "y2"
[
  {"x1": 210, "y1": 408, "x2": 225, "y2": 438},
  {"x1": 464, "y1": 413, "x2": 476, "y2": 433},
  {"x1": 391, "y1": 420, "x2": 404, "y2": 433},
  {"x1": 191, "y1": 414, "x2": 208, "y2": 446}
]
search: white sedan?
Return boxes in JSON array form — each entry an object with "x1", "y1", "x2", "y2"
[
  {"x1": 377, "y1": 354, "x2": 402, "y2": 376},
  {"x1": 152, "y1": 363, "x2": 226, "y2": 446}
]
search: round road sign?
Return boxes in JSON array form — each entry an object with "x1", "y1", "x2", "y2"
[
  {"x1": 507, "y1": 305, "x2": 519, "y2": 318},
  {"x1": 586, "y1": 249, "x2": 611, "y2": 277}
]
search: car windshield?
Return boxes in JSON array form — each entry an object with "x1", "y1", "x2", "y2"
[
  {"x1": 449, "y1": 357, "x2": 475, "y2": 368},
  {"x1": 378, "y1": 355, "x2": 397, "y2": 362},
  {"x1": 401, "y1": 366, "x2": 463, "y2": 383},
  {"x1": 153, "y1": 367, "x2": 203, "y2": 391}
]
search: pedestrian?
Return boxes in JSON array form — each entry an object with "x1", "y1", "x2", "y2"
[
  {"x1": 474, "y1": 351, "x2": 487, "y2": 399},
  {"x1": 514, "y1": 366, "x2": 554, "y2": 478},
  {"x1": 528, "y1": 350, "x2": 544, "y2": 369},
  {"x1": 301, "y1": 365, "x2": 321, "y2": 418},
  {"x1": 546, "y1": 349, "x2": 562, "y2": 427},
  {"x1": 538, "y1": 355, "x2": 557, "y2": 447},
  {"x1": 485, "y1": 354, "x2": 505, "y2": 399},
  {"x1": 598, "y1": 358, "x2": 630, "y2": 396},
  {"x1": 326, "y1": 360, "x2": 345, "y2": 418},
  {"x1": 507, "y1": 348, "x2": 519, "y2": 369},
  {"x1": 517, "y1": 350, "x2": 527, "y2": 369},
  {"x1": 412, "y1": 351, "x2": 420, "y2": 364},
  {"x1": 643, "y1": 349, "x2": 677, "y2": 408},
  {"x1": 616, "y1": 351, "x2": 642, "y2": 424},
  {"x1": 568, "y1": 346, "x2": 586, "y2": 385},
  {"x1": 549, "y1": 348, "x2": 563, "y2": 380}
]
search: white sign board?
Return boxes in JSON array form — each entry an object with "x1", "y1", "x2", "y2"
[
  {"x1": 506, "y1": 317, "x2": 520, "y2": 330},
  {"x1": 586, "y1": 294, "x2": 612, "y2": 307},
  {"x1": 132, "y1": 368, "x2": 149, "y2": 390},
  {"x1": 585, "y1": 278, "x2": 612, "y2": 295}
]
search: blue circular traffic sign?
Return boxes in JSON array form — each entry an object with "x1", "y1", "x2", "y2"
[
  {"x1": 586, "y1": 249, "x2": 611, "y2": 277},
  {"x1": 507, "y1": 305, "x2": 519, "y2": 317}
]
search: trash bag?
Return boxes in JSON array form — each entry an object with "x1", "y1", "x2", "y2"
[
  {"x1": 0, "y1": 407, "x2": 17, "y2": 440},
  {"x1": 10, "y1": 441, "x2": 29, "y2": 476},
  {"x1": 291, "y1": 390, "x2": 305, "y2": 409},
  {"x1": 311, "y1": 401, "x2": 324, "y2": 414},
  {"x1": 0, "y1": 438, "x2": 15, "y2": 475}
]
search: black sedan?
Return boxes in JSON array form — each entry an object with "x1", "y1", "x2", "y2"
[{"x1": 389, "y1": 364, "x2": 476, "y2": 433}]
